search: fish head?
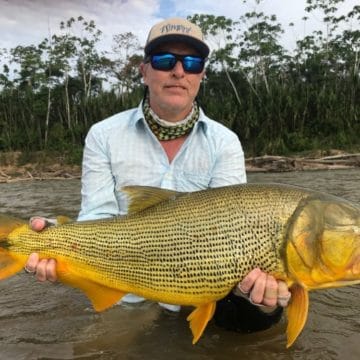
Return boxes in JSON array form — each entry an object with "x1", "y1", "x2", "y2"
[
  {"x1": 286, "y1": 196, "x2": 360, "y2": 289},
  {"x1": 318, "y1": 201, "x2": 360, "y2": 282}
]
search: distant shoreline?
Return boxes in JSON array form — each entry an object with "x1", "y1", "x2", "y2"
[
  {"x1": 245, "y1": 153, "x2": 360, "y2": 173},
  {"x1": 0, "y1": 151, "x2": 359, "y2": 183}
]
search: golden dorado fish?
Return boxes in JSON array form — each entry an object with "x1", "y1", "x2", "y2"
[{"x1": 0, "y1": 183, "x2": 359, "y2": 348}]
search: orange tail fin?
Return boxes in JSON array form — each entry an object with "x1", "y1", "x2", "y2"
[
  {"x1": 0, "y1": 214, "x2": 27, "y2": 240},
  {"x1": 0, "y1": 214, "x2": 27, "y2": 280},
  {"x1": 0, "y1": 249, "x2": 24, "y2": 280}
]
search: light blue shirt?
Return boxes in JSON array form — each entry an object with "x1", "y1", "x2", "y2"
[{"x1": 78, "y1": 102, "x2": 247, "y2": 221}]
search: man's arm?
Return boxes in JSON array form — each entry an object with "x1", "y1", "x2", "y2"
[
  {"x1": 208, "y1": 134, "x2": 247, "y2": 187},
  {"x1": 78, "y1": 125, "x2": 120, "y2": 221}
]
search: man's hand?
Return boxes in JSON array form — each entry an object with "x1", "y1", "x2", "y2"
[
  {"x1": 233, "y1": 268, "x2": 291, "y2": 311},
  {"x1": 24, "y1": 217, "x2": 58, "y2": 282},
  {"x1": 29, "y1": 217, "x2": 47, "y2": 231}
]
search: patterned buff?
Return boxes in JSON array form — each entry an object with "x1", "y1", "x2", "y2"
[{"x1": 142, "y1": 96, "x2": 200, "y2": 140}]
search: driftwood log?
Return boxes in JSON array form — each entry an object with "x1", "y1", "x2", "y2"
[
  {"x1": 0, "y1": 167, "x2": 81, "y2": 183},
  {"x1": 0, "y1": 153, "x2": 359, "y2": 182},
  {"x1": 246, "y1": 153, "x2": 360, "y2": 172}
]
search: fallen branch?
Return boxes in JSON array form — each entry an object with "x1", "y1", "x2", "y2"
[{"x1": 245, "y1": 154, "x2": 360, "y2": 172}]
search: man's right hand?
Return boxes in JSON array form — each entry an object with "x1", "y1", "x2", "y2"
[{"x1": 25, "y1": 217, "x2": 58, "y2": 282}]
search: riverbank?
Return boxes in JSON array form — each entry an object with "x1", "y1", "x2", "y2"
[
  {"x1": 0, "y1": 163, "x2": 81, "y2": 182},
  {"x1": 245, "y1": 152, "x2": 360, "y2": 172},
  {"x1": 0, "y1": 152, "x2": 81, "y2": 183},
  {"x1": 0, "y1": 150, "x2": 359, "y2": 183}
]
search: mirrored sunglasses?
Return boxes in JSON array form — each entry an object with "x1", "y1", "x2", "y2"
[{"x1": 146, "y1": 52, "x2": 206, "y2": 74}]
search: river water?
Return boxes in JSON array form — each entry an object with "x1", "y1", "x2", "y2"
[{"x1": 0, "y1": 169, "x2": 359, "y2": 360}]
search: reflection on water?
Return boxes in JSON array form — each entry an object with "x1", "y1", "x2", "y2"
[{"x1": 0, "y1": 169, "x2": 359, "y2": 359}]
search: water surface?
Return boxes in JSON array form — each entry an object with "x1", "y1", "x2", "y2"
[{"x1": 0, "y1": 169, "x2": 359, "y2": 359}]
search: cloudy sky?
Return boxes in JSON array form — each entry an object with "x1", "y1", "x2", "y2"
[{"x1": 1, "y1": 0, "x2": 359, "y2": 54}]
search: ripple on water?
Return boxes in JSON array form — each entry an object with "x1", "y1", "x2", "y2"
[{"x1": 0, "y1": 170, "x2": 360, "y2": 359}]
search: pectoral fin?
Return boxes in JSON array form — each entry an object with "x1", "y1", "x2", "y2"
[
  {"x1": 187, "y1": 302, "x2": 216, "y2": 344},
  {"x1": 56, "y1": 259, "x2": 126, "y2": 312},
  {"x1": 286, "y1": 284, "x2": 309, "y2": 348}
]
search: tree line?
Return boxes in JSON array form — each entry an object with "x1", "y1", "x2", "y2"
[{"x1": 0, "y1": 0, "x2": 359, "y2": 163}]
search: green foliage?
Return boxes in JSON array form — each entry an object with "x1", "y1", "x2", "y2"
[
  {"x1": 0, "y1": 4, "x2": 359, "y2": 162},
  {"x1": 63, "y1": 146, "x2": 84, "y2": 165}
]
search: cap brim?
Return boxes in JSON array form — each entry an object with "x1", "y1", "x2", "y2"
[{"x1": 145, "y1": 34, "x2": 209, "y2": 58}]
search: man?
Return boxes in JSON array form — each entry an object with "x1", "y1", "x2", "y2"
[{"x1": 26, "y1": 17, "x2": 290, "y2": 333}]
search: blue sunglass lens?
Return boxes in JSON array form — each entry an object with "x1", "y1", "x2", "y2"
[
  {"x1": 150, "y1": 53, "x2": 204, "y2": 73},
  {"x1": 152, "y1": 54, "x2": 176, "y2": 70},
  {"x1": 183, "y1": 56, "x2": 204, "y2": 73}
]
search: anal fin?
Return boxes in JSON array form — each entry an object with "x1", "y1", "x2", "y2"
[
  {"x1": 286, "y1": 284, "x2": 309, "y2": 348},
  {"x1": 187, "y1": 302, "x2": 216, "y2": 344},
  {"x1": 56, "y1": 260, "x2": 126, "y2": 312}
]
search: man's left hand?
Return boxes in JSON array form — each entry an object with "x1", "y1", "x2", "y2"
[{"x1": 233, "y1": 268, "x2": 291, "y2": 311}]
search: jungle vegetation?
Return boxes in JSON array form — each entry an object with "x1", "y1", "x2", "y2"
[{"x1": 0, "y1": 0, "x2": 359, "y2": 164}]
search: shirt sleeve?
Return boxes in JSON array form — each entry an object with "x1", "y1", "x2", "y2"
[
  {"x1": 77, "y1": 126, "x2": 120, "y2": 221},
  {"x1": 208, "y1": 134, "x2": 247, "y2": 187}
]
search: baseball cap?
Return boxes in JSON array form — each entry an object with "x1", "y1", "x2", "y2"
[{"x1": 144, "y1": 17, "x2": 210, "y2": 58}]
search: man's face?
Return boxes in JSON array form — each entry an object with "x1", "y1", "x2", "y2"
[{"x1": 140, "y1": 43, "x2": 205, "y2": 122}]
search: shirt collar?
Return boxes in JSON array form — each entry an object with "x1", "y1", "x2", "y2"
[{"x1": 133, "y1": 100, "x2": 208, "y2": 131}]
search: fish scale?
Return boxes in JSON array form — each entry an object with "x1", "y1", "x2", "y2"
[
  {"x1": 1, "y1": 183, "x2": 359, "y2": 348},
  {"x1": 9, "y1": 184, "x2": 308, "y2": 303}
]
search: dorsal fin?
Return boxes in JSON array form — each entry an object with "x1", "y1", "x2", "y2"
[
  {"x1": 121, "y1": 186, "x2": 182, "y2": 215},
  {"x1": 56, "y1": 215, "x2": 73, "y2": 225}
]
